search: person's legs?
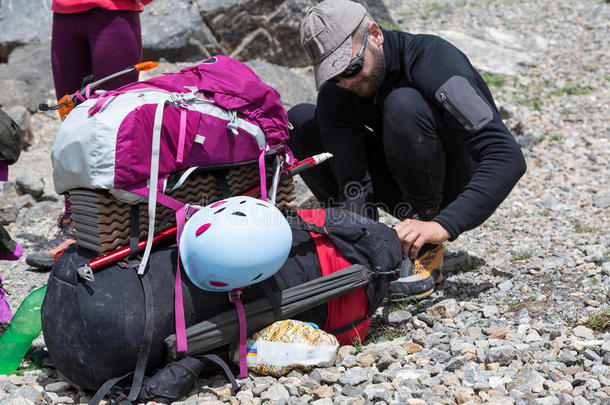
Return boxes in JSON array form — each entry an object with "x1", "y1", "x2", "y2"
[
  {"x1": 382, "y1": 87, "x2": 446, "y2": 218},
  {"x1": 51, "y1": 13, "x2": 92, "y2": 100},
  {"x1": 381, "y1": 87, "x2": 449, "y2": 300},
  {"x1": 85, "y1": 8, "x2": 142, "y2": 88}
]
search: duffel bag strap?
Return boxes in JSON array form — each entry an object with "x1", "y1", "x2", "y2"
[{"x1": 197, "y1": 354, "x2": 239, "y2": 394}]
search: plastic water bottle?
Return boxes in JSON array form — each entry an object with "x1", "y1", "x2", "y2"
[{"x1": 0, "y1": 285, "x2": 46, "y2": 374}]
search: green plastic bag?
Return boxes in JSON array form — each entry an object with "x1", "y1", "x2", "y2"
[{"x1": 0, "y1": 108, "x2": 22, "y2": 165}]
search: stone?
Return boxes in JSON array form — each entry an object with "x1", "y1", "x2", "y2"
[
  {"x1": 338, "y1": 369, "x2": 369, "y2": 386},
  {"x1": 573, "y1": 326, "x2": 594, "y2": 339},
  {"x1": 427, "y1": 299, "x2": 459, "y2": 318},
  {"x1": 482, "y1": 305, "x2": 499, "y2": 318},
  {"x1": 487, "y1": 346, "x2": 516, "y2": 366},
  {"x1": 15, "y1": 171, "x2": 44, "y2": 200},
  {"x1": 337, "y1": 346, "x2": 356, "y2": 364},
  {"x1": 260, "y1": 383, "x2": 290, "y2": 402},
  {"x1": 43, "y1": 382, "x2": 72, "y2": 393},
  {"x1": 386, "y1": 309, "x2": 413, "y2": 324},
  {"x1": 483, "y1": 325, "x2": 510, "y2": 339},
  {"x1": 550, "y1": 380, "x2": 573, "y2": 393}
]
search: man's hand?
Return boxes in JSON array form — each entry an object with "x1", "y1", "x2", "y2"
[{"x1": 394, "y1": 219, "x2": 450, "y2": 259}]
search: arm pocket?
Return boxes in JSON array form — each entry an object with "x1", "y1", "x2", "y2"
[{"x1": 435, "y1": 76, "x2": 493, "y2": 132}]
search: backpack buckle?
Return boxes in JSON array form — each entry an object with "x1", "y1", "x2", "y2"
[{"x1": 228, "y1": 289, "x2": 242, "y2": 303}]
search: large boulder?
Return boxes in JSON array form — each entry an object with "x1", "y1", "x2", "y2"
[
  {"x1": 0, "y1": 0, "x2": 52, "y2": 63},
  {"x1": 140, "y1": 0, "x2": 223, "y2": 62}
]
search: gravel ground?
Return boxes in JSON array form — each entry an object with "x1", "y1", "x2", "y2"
[{"x1": 1, "y1": 0, "x2": 609, "y2": 404}]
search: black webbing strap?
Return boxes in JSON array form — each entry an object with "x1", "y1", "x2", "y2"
[
  {"x1": 262, "y1": 279, "x2": 282, "y2": 320},
  {"x1": 126, "y1": 270, "x2": 155, "y2": 401},
  {"x1": 89, "y1": 372, "x2": 133, "y2": 405},
  {"x1": 197, "y1": 354, "x2": 239, "y2": 394},
  {"x1": 214, "y1": 172, "x2": 232, "y2": 199},
  {"x1": 289, "y1": 220, "x2": 326, "y2": 235},
  {"x1": 129, "y1": 205, "x2": 139, "y2": 260},
  {"x1": 327, "y1": 315, "x2": 369, "y2": 337}
]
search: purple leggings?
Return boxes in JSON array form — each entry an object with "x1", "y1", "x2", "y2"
[{"x1": 51, "y1": 7, "x2": 143, "y2": 216}]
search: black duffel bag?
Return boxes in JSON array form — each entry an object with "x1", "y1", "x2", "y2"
[{"x1": 41, "y1": 208, "x2": 402, "y2": 392}]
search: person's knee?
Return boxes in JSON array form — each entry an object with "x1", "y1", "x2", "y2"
[
  {"x1": 288, "y1": 103, "x2": 316, "y2": 130},
  {"x1": 383, "y1": 87, "x2": 434, "y2": 127}
]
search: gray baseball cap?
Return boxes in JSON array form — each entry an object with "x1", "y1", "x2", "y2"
[{"x1": 300, "y1": 0, "x2": 366, "y2": 90}]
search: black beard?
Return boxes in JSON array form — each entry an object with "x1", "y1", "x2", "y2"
[
  {"x1": 368, "y1": 45, "x2": 386, "y2": 95},
  {"x1": 355, "y1": 45, "x2": 386, "y2": 98}
]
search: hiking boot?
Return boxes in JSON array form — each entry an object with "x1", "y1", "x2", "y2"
[
  {"x1": 388, "y1": 243, "x2": 444, "y2": 301},
  {"x1": 25, "y1": 215, "x2": 76, "y2": 269}
]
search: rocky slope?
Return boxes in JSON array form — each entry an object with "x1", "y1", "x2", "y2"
[{"x1": 0, "y1": 0, "x2": 608, "y2": 404}]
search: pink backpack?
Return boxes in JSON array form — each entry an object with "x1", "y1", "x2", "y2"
[{"x1": 51, "y1": 55, "x2": 293, "y2": 352}]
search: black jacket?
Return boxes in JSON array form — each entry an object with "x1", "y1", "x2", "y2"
[{"x1": 316, "y1": 28, "x2": 526, "y2": 240}]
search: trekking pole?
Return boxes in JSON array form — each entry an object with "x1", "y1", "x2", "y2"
[
  {"x1": 242, "y1": 152, "x2": 333, "y2": 197},
  {"x1": 76, "y1": 153, "x2": 334, "y2": 280},
  {"x1": 39, "y1": 61, "x2": 159, "y2": 119}
]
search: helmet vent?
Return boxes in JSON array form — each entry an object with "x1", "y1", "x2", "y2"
[
  {"x1": 240, "y1": 200, "x2": 247, "y2": 204},
  {"x1": 196, "y1": 223, "x2": 211, "y2": 236},
  {"x1": 209, "y1": 280, "x2": 228, "y2": 287},
  {"x1": 231, "y1": 211, "x2": 246, "y2": 217},
  {"x1": 251, "y1": 273, "x2": 263, "y2": 281},
  {"x1": 214, "y1": 207, "x2": 226, "y2": 214},
  {"x1": 256, "y1": 203, "x2": 268, "y2": 207}
]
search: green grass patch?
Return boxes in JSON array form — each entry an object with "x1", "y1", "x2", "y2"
[
  {"x1": 352, "y1": 336, "x2": 363, "y2": 355},
  {"x1": 512, "y1": 210, "x2": 526, "y2": 218},
  {"x1": 547, "y1": 86, "x2": 592, "y2": 97},
  {"x1": 479, "y1": 71, "x2": 507, "y2": 88},
  {"x1": 13, "y1": 361, "x2": 42, "y2": 376},
  {"x1": 538, "y1": 135, "x2": 565, "y2": 142},
  {"x1": 575, "y1": 224, "x2": 601, "y2": 234},
  {"x1": 516, "y1": 97, "x2": 542, "y2": 111},
  {"x1": 580, "y1": 66, "x2": 595, "y2": 73},
  {"x1": 540, "y1": 209, "x2": 551, "y2": 217},
  {"x1": 453, "y1": 260, "x2": 482, "y2": 273},
  {"x1": 510, "y1": 252, "x2": 533, "y2": 262},
  {"x1": 585, "y1": 309, "x2": 610, "y2": 332},
  {"x1": 380, "y1": 22, "x2": 401, "y2": 31},
  {"x1": 507, "y1": 301, "x2": 521, "y2": 311},
  {"x1": 488, "y1": 247, "x2": 498, "y2": 254},
  {"x1": 426, "y1": 2, "x2": 447, "y2": 13}
]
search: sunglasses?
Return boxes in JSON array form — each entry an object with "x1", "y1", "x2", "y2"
[{"x1": 329, "y1": 26, "x2": 369, "y2": 82}]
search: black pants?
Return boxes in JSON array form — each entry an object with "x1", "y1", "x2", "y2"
[{"x1": 287, "y1": 87, "x2": 475, "y2": 220}]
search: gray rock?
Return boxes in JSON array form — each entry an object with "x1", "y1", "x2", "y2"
[
  {"x1": 464, "y1": 364, "x2": 487, "y2": 386},
  {"x1": 0, "y1": 200, "x2": 18, "y2": 225},
  {"x1": 482, "y1": 305, "x2": 499, "y2": 318},
  {"x1": 498, "y1": 280, "x2": 513, "y2": 291},
  {"x1": 592, "y1": 190, "x2": 610, "y2": 209},
  {"x1": 436, "y1": 29, "x2": 536, "y2": 76},
  {"x1": 341, "y1": 384, "x2": 364, "y2": 397},
  {"x1": 245, "y1": 60, "x2": 316, "y2": 110},
  {"x1": 559, "y1": 350, "x2": 578, "y2": 366},
  {"x1": 15, "y1": 171, "x2": 44, "y2": 200},
  {"x1": 141, "y1": 0, "x2": 222, "y2": 62},
  {"x1": 444, "y1": 356, "x2": 466, "y2": 372},
  {"x1": 385, "y1": 309, "x2": 412, "y2": 324},
  {"x1": 338, "y1": 369, "x2": 369, "y2": 386},
  {"x1": 0, "y1": 0, "x2": 52, "y2": 61},
  {"x1": 260, "y1": 383, "x2": 290, "y2": 402},
  {"x1": 488, "y1": 346, "x2": 517, "y2": 366}
]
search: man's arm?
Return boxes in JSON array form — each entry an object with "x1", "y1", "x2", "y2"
[{"x1": 398, "y1": 35, "x2": 526, "y2": 257}]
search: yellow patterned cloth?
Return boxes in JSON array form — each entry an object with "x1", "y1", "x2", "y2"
[{"x1": 231, "y1": 320, "x2": 339, "y2": 377}]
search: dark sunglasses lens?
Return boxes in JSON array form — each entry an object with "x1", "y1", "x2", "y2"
[{"x1": 339, "y1": 60, "x2": 363, "y2": 78}]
